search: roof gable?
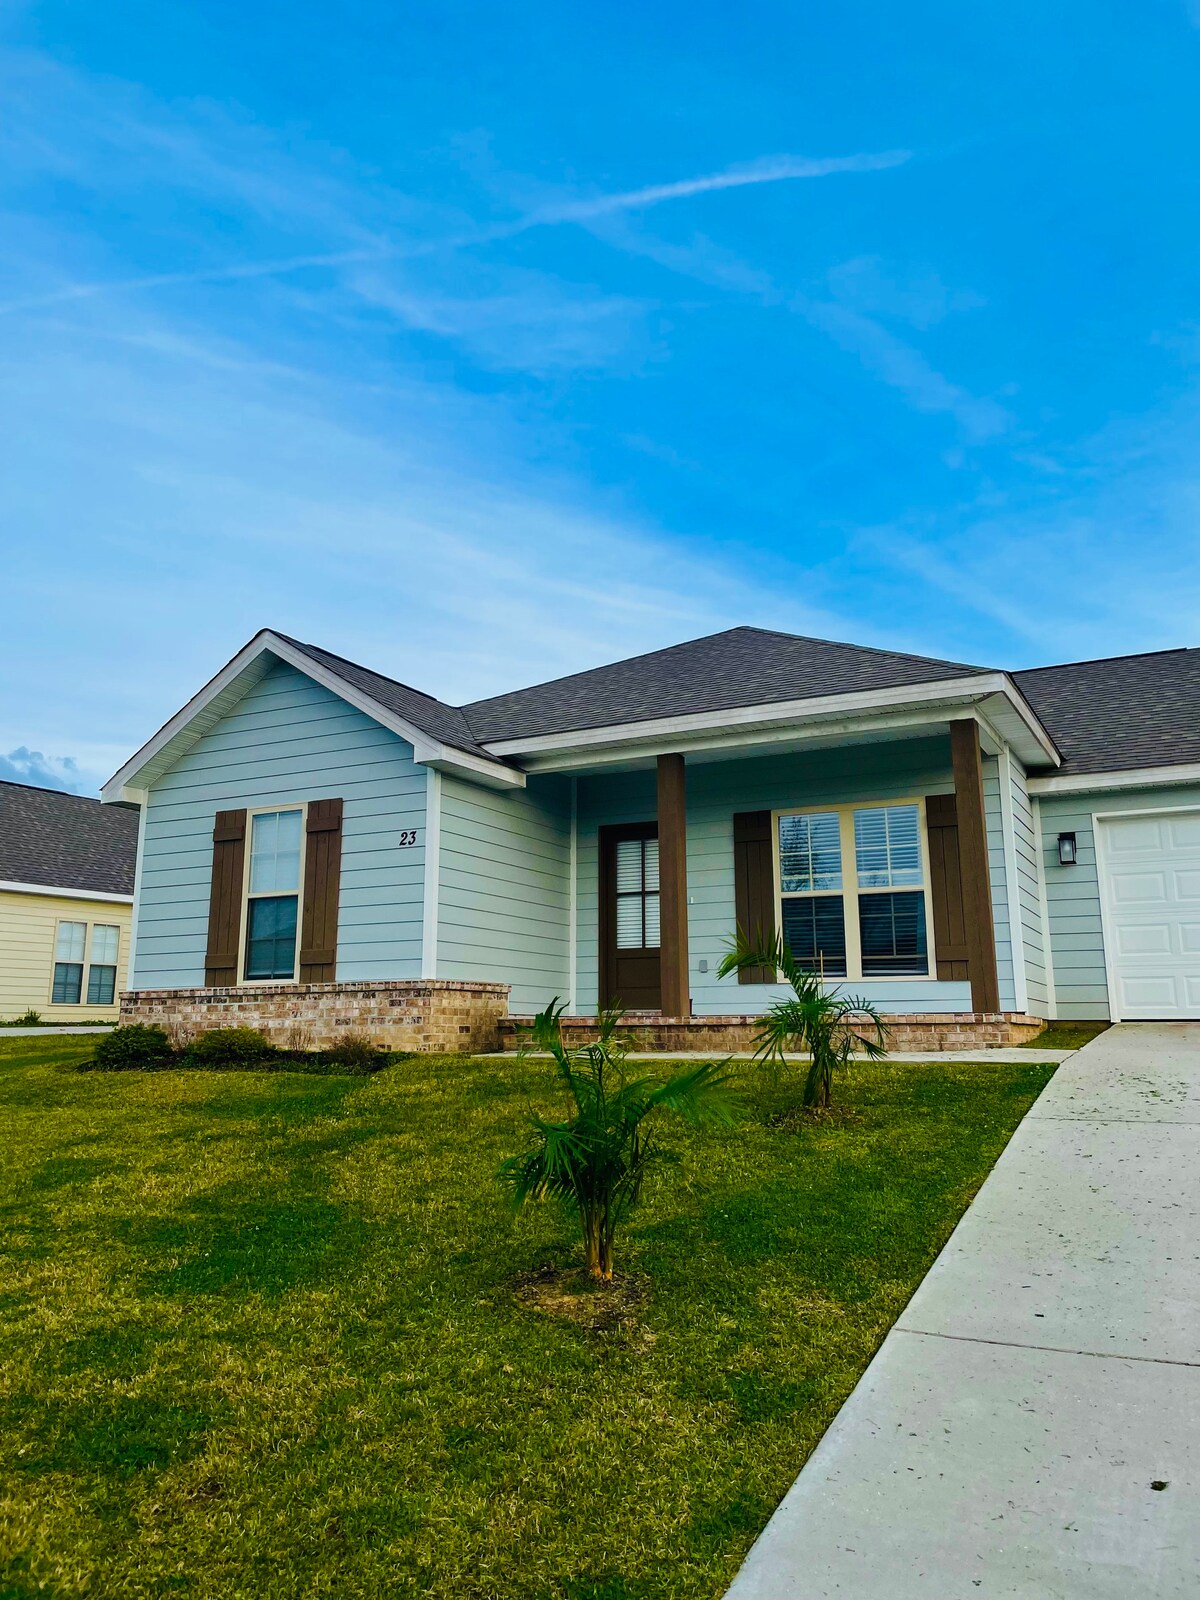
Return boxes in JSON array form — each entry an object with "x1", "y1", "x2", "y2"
[{"x1": 0, "y1": 781, "x2": 139, "y2": 895}]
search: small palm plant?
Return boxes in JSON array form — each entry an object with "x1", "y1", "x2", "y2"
[
  {"x1": 717, "y1": 931, "x2": 889, "y2": 1111},
  {"x1": 500, "y1": 1000, "x2": 737, "y2": 1281}
]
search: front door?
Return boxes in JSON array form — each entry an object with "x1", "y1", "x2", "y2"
[{"x1": 600, "y1": 822, "x2": 661, "y2": 1011}]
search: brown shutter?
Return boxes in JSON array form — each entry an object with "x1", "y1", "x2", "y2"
[
  {"x1": 733, "y1": 810, "x2": 775, "y2": 983},
  {"x1": 299, "y1": 798, "x2": 343, "y2": 983},
  {"x1": 205, "y1": 809, "x2": 247, "y2": 986},
  {"x1": 925, "y1": 794, "x2": 970, "y2": 981}
]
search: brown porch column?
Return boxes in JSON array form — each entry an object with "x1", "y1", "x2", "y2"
[
  {"x1": 948, "y1": 719, "x2": 1001, "y2": 1014},
  {"x1": 656, "y1": 753, "x2": 690, "y2": 1017}
]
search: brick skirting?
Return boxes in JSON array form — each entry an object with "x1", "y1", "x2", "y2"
[
  {"x1": 498, "y1": 1011, "x2": 1046, "y2": 1053},
  {"x1": 121, "y1": 979, "x2": 510, "y2": 1054}
]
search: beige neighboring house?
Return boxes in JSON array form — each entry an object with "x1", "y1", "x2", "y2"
[{"x1": 0, "y1": 780, "x2": 139, "y2": 1022}]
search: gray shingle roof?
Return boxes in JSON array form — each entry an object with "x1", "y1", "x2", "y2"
[
  {"x1": 1014, "y1": 649, "x2": 1200, "y2": 776},
  {"x1": 277, "y1": 635, "x2": 500, "y2": 762},
  {"x1": 0, "y1": 781, "x2": 139, "y2": 894},
  {"x1": 459, "y1": 626, "x2": 990, "y2": 743}
]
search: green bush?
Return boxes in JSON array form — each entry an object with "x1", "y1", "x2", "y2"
[
  {"x1": 92, "y1": 1024, "x2": 174, "y2": 1072},
  {"x1": 10, "y1": 1009, "x2": 44, "y2": 1026},
  {"x1": 184, "y1": 1027, "x2": 274, "y2": 1069},
  {"x1": 326, "y1": 1033, "x2": 388, "y2": 1074}
]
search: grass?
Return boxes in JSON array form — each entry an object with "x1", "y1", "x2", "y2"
[
  {"x1": 0, "y1": 1035, "x2": 1055, "y2": 1600},
  {"x1": 1019, "y1": 1020, "x2": 1110, "y2": 1050}
]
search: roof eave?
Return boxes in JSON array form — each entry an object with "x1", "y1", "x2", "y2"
[{"x1": 479, "y1": 672, "x2": 1061, "y2": 772}]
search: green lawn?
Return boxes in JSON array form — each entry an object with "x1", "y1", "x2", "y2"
[
  {"x1": 1019, "y1": 1020, "x2": 1109, "y2": 1050},
  {"x1": 0, "y1": 1036, "x2": 1054, "y2": 1600}
]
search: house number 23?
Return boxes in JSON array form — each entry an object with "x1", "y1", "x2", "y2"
[{"x1": 398, "y1": 829, "x2": 419, "y2": 847}]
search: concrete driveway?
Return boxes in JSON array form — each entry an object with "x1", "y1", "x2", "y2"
[{"x1": 725, "y1": 1023, "x2": 1200, "y2": 1599}]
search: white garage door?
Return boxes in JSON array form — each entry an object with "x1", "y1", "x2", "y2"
[{"x1": 1100, "y1": 811, "x2": 1200, "y2": 1020}]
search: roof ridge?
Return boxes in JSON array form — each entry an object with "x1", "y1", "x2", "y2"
[
  {"x1": 0, "y1": 778, "x2": 97, "y2": 801},
  {"x1": 1015, "y1": 646, "x2": 1195, "y2": 674},
  {"x1": 730, "y1": 624, "x2": 990, "y2": 672}
]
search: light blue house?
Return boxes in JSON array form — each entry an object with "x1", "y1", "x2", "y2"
[{"x1": 102, "y1": 626, "x2": 1200, "y2": 1049}]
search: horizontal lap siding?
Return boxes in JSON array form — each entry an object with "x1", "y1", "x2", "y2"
[
  {"x1": 1039, "y1": 782, "x2": 1200, "y2": 1020},
  {"x1": 436, "y1": 774, "x2": 571, "y2": 1013},
  {"x1": 0, "y1": 890, "x2": 132, "y2": 1020},
  {"x1": 134, "y1": 661, "x2": 425, "y2": 987},
  {"x1": 982, "y1": 760, "x2": 1018, "y2": 1014},
  {"x1": 576, "y1": 737, "x2": 978, "y2": 1017},
  {"x1": 1009, "y1": 759, "x2": 1048, "y2": 1011}
]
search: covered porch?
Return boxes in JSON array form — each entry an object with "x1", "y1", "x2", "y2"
[{"x1": 500, "y1": 691, "x2": 1053, "y2": 1049}]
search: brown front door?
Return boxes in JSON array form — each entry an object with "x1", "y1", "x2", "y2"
[{"x1": 600, "y1": 821, "x2": 661, "y2": 1011}]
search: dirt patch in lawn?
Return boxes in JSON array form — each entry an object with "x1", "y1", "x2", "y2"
[{"x1": 514, "y1": 1265, "x2": 650, "y2": 1337}]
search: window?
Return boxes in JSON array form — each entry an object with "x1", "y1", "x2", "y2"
[
  {"x1": 615, "y1": 836, "x2": 660, "y2": 949},
  {"x1": 87, "y1": 925, "x2": 120, "y2": 1006},
  {"x1": 52, "y1": 921, "x2": 87, "y2": 1003},
  {"x1": 243, "y1": 809, "x2": 304, "y2": 980},
  {"x1": 776, "y1": 801, "x2": 932, "y2": 981}
]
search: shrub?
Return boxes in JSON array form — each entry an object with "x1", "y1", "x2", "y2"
[
  {"x1": 326, "y1": 1033, "x2": 388, "y2": 1074},
  {"x1": 500, "y1": 1001, "x2": 737, "y2": 1281},
  {"x1": 92, "y1": 1024, "x2": 174, "y2": 1072},
  {"x1": 11, "y1": 1009, "x2": 43, "y2": 1026},
  {"x1": 184, "y1": 1026, "x2": 273, "y2": 1069}
]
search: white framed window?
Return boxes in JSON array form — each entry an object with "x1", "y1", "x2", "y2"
[
  {"x1": 615, "y1": 836, "x2": 660, "y2": 950},
  {"x1": 87, "y1": 925, "x2": 120, "y2": 1006},
  {"x1": 52, "y1": 920, "x2": 87, "y2": 1004},
  {"x1": 774, "y1": 800, "x2": 936, "y2": 981},
  {"x1": 240, "y1": 807, "x2": 305, "y2": 981}
]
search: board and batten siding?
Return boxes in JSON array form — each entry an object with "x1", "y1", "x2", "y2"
[
  {"x1": 0, "y1": 889, "x2": 132, "y2": 1020},
  {"x1": 435, "y1": 773, "x2": 571, "y2": 1013},
  {"x1": 1038, "y1": 781, "x2": 1200, "y2": 1020},
  {"x1": 133, "y1": 659, "x2": 426, "y2": 988},
  {"x1": 575, "y1": 735, "x2": 1019, "y2": 1017}
]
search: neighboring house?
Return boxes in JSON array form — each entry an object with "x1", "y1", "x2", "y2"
[
  {"x1": 100, "y1": 626, "x2": 1200, "y2": 1051},
  {"x1": 0, "y1": 781, "x2": 138, "y2": 1022}
]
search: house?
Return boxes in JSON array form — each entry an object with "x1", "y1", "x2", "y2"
[
  {"x1": 0, "y1": 781, "x2": 138, "y2": 1022},
  {"x1": 100, "y1": 626, "x2": 1200, "y2": 1052}
]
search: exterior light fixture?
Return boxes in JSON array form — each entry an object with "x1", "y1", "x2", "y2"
[{"x1": 1057, "y1": 832, "x2": 1078, "y2": 866}]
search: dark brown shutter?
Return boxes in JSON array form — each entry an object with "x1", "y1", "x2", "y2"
[
  {"x1": 299, "y1": 798, "x2": 343, "y2": 983},
  {"x1": 205, "y1": 809, "x2": 247, "y2": 986},
  {"x1": 733, "y1": 810, "x2": 775, "y2": 983},
  {"x1": 926, "y1": 793, "x2": 970, "y2": 981}
]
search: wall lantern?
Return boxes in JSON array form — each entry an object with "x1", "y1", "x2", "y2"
[{"x1": 1057, "y1": 832, "x2": 1078, "y2": 866}]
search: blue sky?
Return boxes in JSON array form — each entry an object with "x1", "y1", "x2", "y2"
[{"x1": 3, "y1": 2, "x2": 1200, "y2": 794}]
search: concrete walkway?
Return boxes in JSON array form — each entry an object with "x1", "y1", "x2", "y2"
[
  {"x1": 487, "y1": 1048, "x2": 1075, "y2": 1064},
  {"x1": 0, "y1": 1025, "x2": 115, "y2": 1036},
  {"x1": 725, "y1": 1023, "x2": 1200, "y2": 1599}
]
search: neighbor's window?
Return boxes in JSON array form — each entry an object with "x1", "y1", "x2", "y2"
[
  {"x1": 777, "y1": 801, "x2": 931, "y2": 980},
  {"x1": 615, "y1": 836, "x2": 660, "y2": 949},
  {"x1": 87, "y1": 924, "x2": 120, "y2": 1006},
  {"x1": 243, "y1": 809, "x2": 304, "y2": 980},
  {"x1": 52, "y1": 921, "x2": 87, "y2": 1003}
]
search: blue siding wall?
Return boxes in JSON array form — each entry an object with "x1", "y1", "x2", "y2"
[
  {"x1": 134, "y1": 659, "x2": 426, "y2": 987},
  {"x1": 574, "y1": 736, "x2": 1017, "y2": 1017},
  {"x1": 436, "y1": 773, "x2": 571, "y2": 1013},
  {"x1": 1038, "y1": 782, "x2": 1200, "y2": 1020},
  {"x1": 1007, "y1": 756, "x2": 1049, "y2": 1012}
]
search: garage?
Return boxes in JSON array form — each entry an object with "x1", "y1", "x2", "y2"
[{"x1": 1099, "y1": 810, "x2": 1200, "y2": 1020}]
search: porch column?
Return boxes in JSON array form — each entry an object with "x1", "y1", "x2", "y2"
[
  {"x1": 948, "y1": 719, "x2": 1001, "y2": 1013},
  {"x1": 656, "y1": 753, "x2": 690, "y2": 1017}
]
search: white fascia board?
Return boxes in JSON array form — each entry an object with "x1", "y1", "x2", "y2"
[
  {"x1": 483, "y1": 673, "x2": 1059, "y2": 772},
  {"x1": 101, "y1": 630, "x2": 524, "y2": 802},
  {"x1": 0, "y1": 880, "x2": 134, "y2": 904},
  {"x1": 1029, "y1": 762, "x2": 1200, "y2": 796}
]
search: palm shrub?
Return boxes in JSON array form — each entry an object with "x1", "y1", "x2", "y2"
[
  {"x1": 717, "y1": 931, "x2": 889, "y2": 1111},
  {"x1": 500, "y1": 1000, "x2": 737, "y2": 1282}
]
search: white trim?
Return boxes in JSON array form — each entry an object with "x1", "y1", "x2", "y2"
[
  {"x1": 997, "y1": 746, "x2": 1029, "y2": 1015},
  {"x1": 100, "y1": 629, "x2": 524, "y2": 803},
  {"x1": 481, "y1": 672, "x2": 1060, "y2": 770},
  {"x1": 0, "y1": 880, "x2": 133, "y2": 904},
  {"x1": 1029, "y1": 763, "x2": 1200, "y2": 796},
  {"x1": 126, "y1": 801, "x2": 148, "y2": 990},
  {"x1": 421, "y1": 768, "x2": 442, "y2": 979},
  {"x1": 1030, "y1": 796, "x2": 1057, "y2": 1020},
  {"x1": 568, "y1": 776, "x2": 578, "y2": 1010},
  {"x1": 1093, "y1": 812, "x2": 1120, "y2": 1024}
]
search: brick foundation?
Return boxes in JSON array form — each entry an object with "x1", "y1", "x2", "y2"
[
  {"x1": 120, "y1": 979, "x2": 510, "y2": 1054},
  {"x1": 498, "y1": 1011, "x2": 1046, "y2": 1053}
]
